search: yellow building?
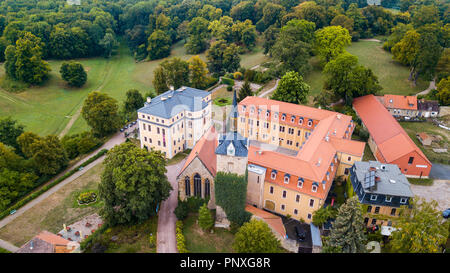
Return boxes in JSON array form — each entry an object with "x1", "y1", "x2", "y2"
[
  {"x1": 137, "y1": 86, "x2": 212, "y2": 158},
  {"x1": 241, "y1": 97, "x2": 365, "y2": 223}
]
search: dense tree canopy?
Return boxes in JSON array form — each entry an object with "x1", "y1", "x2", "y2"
[
  {"x1": 271, "y1": 71, "x2": 310, "y2": 104},
  {"x1": 314, "y1": 25, "x2": 351, "y2": 64},
  {"x1": 99, "y1": 142, "x2": 172, "y2": 225},
  {"x1": 232, "y1": 219, "x2": 282, "y2": 253},
  {"x1": 60, "y1": 61, "x2": 87, "y2": 87},
  {"x1": 81, "y1": 91, "x2": 121, "y2": 137}
]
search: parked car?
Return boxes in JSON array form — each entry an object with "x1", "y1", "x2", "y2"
[
  {"x1": 120, "y1": 128, "x2": 124, "y2": 132},
  {"x1": 443, "y1": 208, "x2": 450, "y2": 219},
  {"x1": 295, "y1": 225, "x2": 306, "y2": 242},
  {"x1": 132, "y1": 121, "x2": 137, "y2": 125}
]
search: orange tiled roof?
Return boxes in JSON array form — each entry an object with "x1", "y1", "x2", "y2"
[
  {"x1": 329, "y1": 137, "x2": 365, "y2": 157},
  {"x1": 179, "y1": 126, "x2": 218, "y2": 176},
  {"x1": 417, "y1": 132, "x2": 430, "y2": 140},
  {"x1": 383, "y1": 94, "x2": 417, "y2": 110},
  {"x1": 245, "y1": 205, "x2": 286, "y2": 238},
  {"x1": 36, "y1": 230, "x2": 72, "y2": 246},
  {"x1": 353, "y1": 95, "x2": 430, "y2": 165}
]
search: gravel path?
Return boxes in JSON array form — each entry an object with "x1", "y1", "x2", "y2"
[
  {"x1": 410, "y1": 180, "x2": 450, "y2": 211},
  {"x1": 258, "y1": 79, "x2": 280, "y2": 98},
  {"x1": 157, "y1": 159, "x2": 186, "y2": 253},
  {"x1": 416, "y1": 80, "x2": 436, "y2": 96}
]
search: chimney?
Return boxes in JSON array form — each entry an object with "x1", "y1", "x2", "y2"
[{"x1": 146, "y1": 97, "x2": 151, "y2": 103}]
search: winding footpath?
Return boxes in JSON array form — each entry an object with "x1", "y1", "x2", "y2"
[
  {"x1": 156, "y1": 159, "x2": 186, "y2": 253},
  {"x1": 258, "y1": 79, "x2": 280, "y2": 98}
]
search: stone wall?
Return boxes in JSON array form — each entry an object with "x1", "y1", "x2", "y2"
[{"x1": 216, "y1": 154, "x2": 248, "y2": 176}]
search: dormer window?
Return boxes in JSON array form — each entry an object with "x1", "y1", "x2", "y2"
[
  {"x1": 284, "y1": 174, "x2": 290, "y2": 184},
  {"x1": 297, "y1": 178, "x2": 304, "y2": 188},
  {"x1": 400, "y1": 197, "x2": 407, "y2": 204},
  {"x1": 281, "y1": 114, "x2": 286, "y2": 121},
  {"x1": 227, "y1": 143, "x2": 235, "y2": 156},
  {"x1": 330, "y1": 163, "x2": 334, "y2": 172},
  {"x1": 271, "y1": 170, "x2": 277, "y2": 180},
  {"x1": 370, "y1": 194, "x2": 377, "y2": 201},
  {"x1": 250, "y1": 107, "x2": 255, "y2": 114},
  {"x1": 299, "y1": 117, "x2": 303, "y2": 125},
  {"x1": 308, "y1": 119, "x2": 313, "y2": 126},
  {"x1": 241, "y1": 105, "x2": 246, "y2": 112},
  {"x1": 291, "y1": 116, "x2": 295, "y2": 123},
  {"x1": 312, "y1": 182, "x2": 318, "y2": 192},
  {"x1": 385, "y1": 196, "x2": 392, "y2": 202},
  {"x1": 266, "y1": 111, "x2": 270, "y2": 118},
  {"x1": 326, "y1": 172, "x2": 330, "y2": 181},
  {"x1": 258, "y1": 109, "x2": 261, "y2": 115},
  {"x1": 274, "y1": 112, "x2": 278, "y2": 119}
]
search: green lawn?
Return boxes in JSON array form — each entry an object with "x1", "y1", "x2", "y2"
[
  {"x1": 408, "y1": 177, "x2": 434, "y2": 186},
  {"x1": 0, "y1": 38, "x2": 269, "y2": 137},
  {"x1": 304, "y1": 40, "x2": 429, "y2": 98},
  {"x1": 183, "y1": 213, "x2": 235, "y2": 253},
  {"x1": 346, "y1": 40, "x2": 428, "y2": 95},
  {"x1": 363, "y1": 143, "x2": 376, "y2": 161},
  {"x1": 0, "y1": 163, "x2": 104, "y2": 246}
]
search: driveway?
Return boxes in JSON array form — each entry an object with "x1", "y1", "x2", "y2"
[
  {"x1": 157, "y1": 159, "x2": 186, "y2": 253},
  {"x1": 429, "y1": 163, "x2": 450, "y2": 180},
  {"x1": 410, "y1": 180, "x2": 450, "y2": 211}
]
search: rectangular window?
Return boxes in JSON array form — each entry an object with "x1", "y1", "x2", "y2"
[
  {"x1": 408, "y1": 157, "x2": 414, "y2": 164},
  {"x1": 294, "y1": 209, "x2": 298, "y2": 215},
  {"x1": 282, "y1": 190, "x2": 287, "y2": 198},
  {"x1": 367, "y1": 206, "x2": 372, "y2": 213},
  {"x1": 374, "y1": 207, "x2": 380, "y2": 214},
  {"x1": 391, "y1": 208, "x2": 396, "y2": 216},
  {"x1": 281, "y1": 204, "x2": 285, "y2": 211},
  {"x1": 297, "y1": 130, "x2": 301, "y2": 136},
  {"x1": 157, "y1": 127, "x2": 160, "y2": 134},
  {"x1": 143, "y1": 123, "x2": 146, "y2": 130},
  {"x1": 371, "y1": 219, "x2": 377, "y2": 225},
  {"x1": 296, "y1": 195, "x2": 300, "y2": 203},
  {"x1": 309, "y1": 199, "x2": 314, "y2": 208},
  {"x1": 269, "y1": 186, "x2": 274, "y2": 194}
]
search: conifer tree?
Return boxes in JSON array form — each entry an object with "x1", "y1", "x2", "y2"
[
  {"x1": 238, "y1": 80, "x2": 253, "y2": 102},
  {"x1": 323, "y1": 197, "x2": 366, "y2": 253},
  {"x1": 198, "y1": 203, "x2": 214, "y2": 231}
]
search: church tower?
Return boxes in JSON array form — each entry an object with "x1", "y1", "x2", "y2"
[{"x1": 215, "y1": 89, "x2": 248, "y2": 176}]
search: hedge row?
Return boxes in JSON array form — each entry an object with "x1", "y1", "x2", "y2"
[
  {"x1": 176, "y1": 220, "x2": 188, "y2": 253},
  {"x1": 221, "y1": 77, "x2": 234, "y2": 86},
  {"x1": 0, "y1": 149, "x2": 108, "y2": 221}
]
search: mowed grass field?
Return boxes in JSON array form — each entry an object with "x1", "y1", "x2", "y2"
[
  {"x1": 0, "y1": 39, "x2": 269, "y2": 137},
  {"x1": 304, "y1": 40, "x2": 429, "y2": 97},
  {"x1": 0, "y1": 163, "x2": 104, "y2": 246}
]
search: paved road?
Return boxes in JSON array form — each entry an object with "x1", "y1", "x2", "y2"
[
  {"x1": 157, "y1": 159, "x2": 186, "y2": 253},
  {"x1": 429, "y1": 163, "x2": 450, "y2": 180},
  {"x1": 0, "y1": 125, "x2": 135, "y2": 250},
  {"x1": 411, "y1": 180, "x2": 450, "y2": 211},
  {"x1": 0, "y1": 238, "x2": 18, "y2": 252},
  {"x1": 416, "y1": 80, "x2": 436, "y2": 96}
]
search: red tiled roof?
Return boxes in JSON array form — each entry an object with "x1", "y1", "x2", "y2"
[
  {"x1": 383, "y1": 94, "x2": 417, "y2": 110},
  {"x1": 353, "y1": 95, "x2": 430, "y2": 165},
  {"x1": 329, "y1": 137, "x2": 365, "y2": 157},
  {"x1": 179, "y1": 126, "x2": 218, "y2": 176},
  {"x1": 36, "y1": 230, "x2": 72, "y2": 246},
  {"x1": 245, "y1": 205, "x2": 286, "y2": 238}
]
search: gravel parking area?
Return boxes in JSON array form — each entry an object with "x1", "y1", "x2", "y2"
[{"x1": 410, "y1": 180, "x2": 450, "y2": 211}]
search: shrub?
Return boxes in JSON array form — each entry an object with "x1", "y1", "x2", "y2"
[
  {"x1": 174, "y1": 200, "x2": 188, "y2": 220},
  {"x1": 149, "y1": 234, "x2": 156, "y2": 248},
  {"x1": 176, "y1": 220, "x2": 188, "y2": 253},
  {"x1": 221, "y1": 77, "x2": 234, "y2": 86},
  {"x1": 186, "y1": 196, "x2": 208, "y2": 213},
  {"x1": 233, "y1": 71, "x2": 243, "y2": 80},
  {"x1": 198, "y1": 203, "x2": 214, "y2": 231}
]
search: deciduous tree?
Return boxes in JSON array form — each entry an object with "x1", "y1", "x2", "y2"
[
  {"x1": 315, "y1": 26, "x2": 351, "y2": 64},
  {"x1": 60, "y1": 61, "x2": 87, "y2": 87},
  {"x1": 390, "y1": 198, "x2": 449, "y2": 253},
  {"x1": 98, "y1": 142, "x2": 172, "y2": 225},
  {"x1": 0, "y1": 117, "x2": 24, "y2": 152},
  {"x1": 147, "y1": 30, "x2": 171, "y2": 60},
  {"x1": 81, "y1": 91, "x2": 121, "y2": 137},
  {"x1": 232, "y1": 219, "x2": 281, "y2": 253},
  {"x1": 188, "y1": 56, "x2": 209, "y2": 89},
  {"x1": 271, "y1": 71, "x2": 310, "y2": 104}
]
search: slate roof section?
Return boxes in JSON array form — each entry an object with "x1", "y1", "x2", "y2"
[
  {"x1": 215, "y1": 132, "x2": 248, "y2": 157},
  {"x1": 138, "y1": 86, "x2": 210, "y2": 119},
  {"x1": 353, "y1": 161, "x2": 413, "y2": 197}
]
